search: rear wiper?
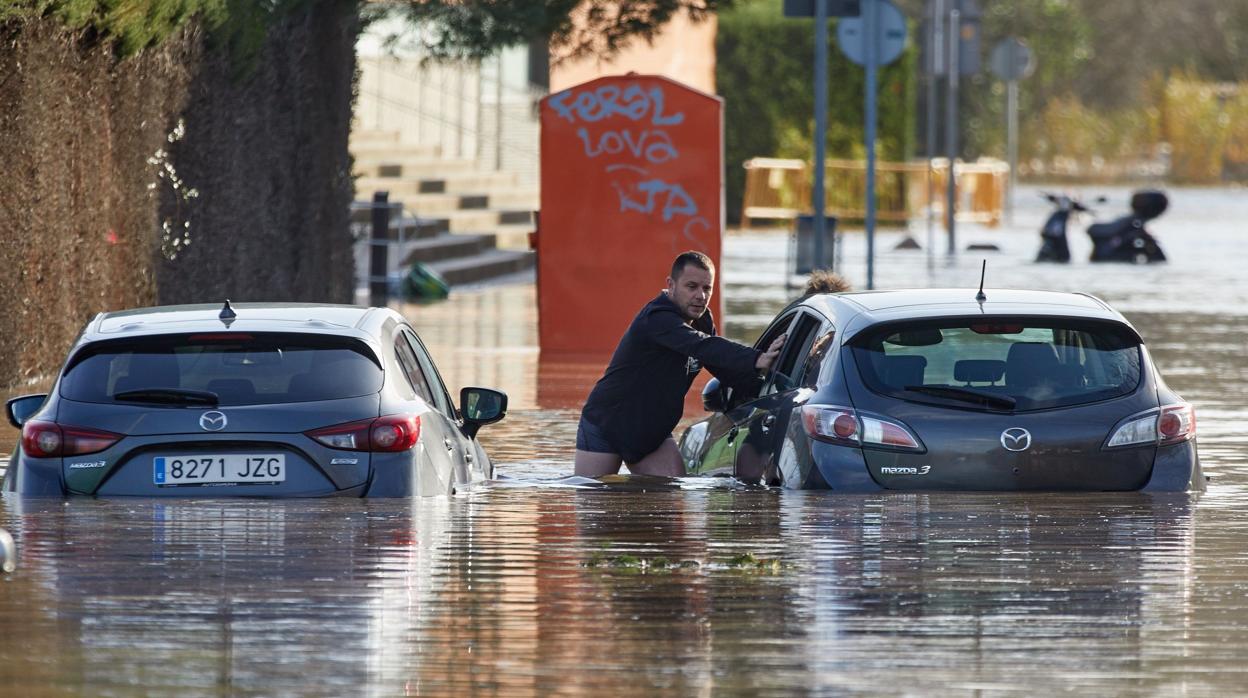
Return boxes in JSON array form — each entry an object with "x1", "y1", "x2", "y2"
[
  {"x1": 903, "y1": 385, "x2": 1017, "y2": 410},
  {"x1": 114, "y1": 388, "x2": 219, "y2": 406}
]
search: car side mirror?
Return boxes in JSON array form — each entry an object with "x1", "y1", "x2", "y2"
[
  {"x1": 701, "y1": 378, "x2": 731, "y2": 413},
  {"x1": 460, "y1": 387, "x2": 507, "y2": 438},
  {"x1": 6, "y1": 394, "x2": 47, "y2": 429}
]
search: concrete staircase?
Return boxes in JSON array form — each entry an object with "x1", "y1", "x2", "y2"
[{"x1": 349, "y1": 130, "x2": 537, "y2": 286}]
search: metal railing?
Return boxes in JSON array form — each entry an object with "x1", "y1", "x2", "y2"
[
  {"x1": 742, "y1": 157, "x2": 1009, "y2": 227},
  {"x1": 350, "y1": 193, "x2": 422, "y2": 306},
  {"x1": 355, "y1": 54, "x2": 543, "y2": 186}
]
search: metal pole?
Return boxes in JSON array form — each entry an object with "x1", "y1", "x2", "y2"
[
  {"x1": 474, "y1": 59, "x2": 483, "y2": 163},
  {"x1": 864, "y1": 0, "x2": 878, "y2": 290},
  {"x1": 813, "y1": 0, "x2": 829, "y2": 271},
  {"x1": 945, "y1": 8, "x2": 960, "y2": 255},
  {"x1": 1006, "y1": 79, "x2": 1019, "y2": 226},
  {"x1": 926, "y1": 0, "x2": 944, "y2": 268},
  {"x1": 495, "y1": 53, "x2": 504, "y2": 171},
  {"x1": 369, "y1": 191, "x2": 390, "y2": 308}
]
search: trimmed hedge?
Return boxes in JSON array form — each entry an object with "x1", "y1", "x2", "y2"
[{"x1": 717, "y1": 0, "x2": 916, "y2": 224}]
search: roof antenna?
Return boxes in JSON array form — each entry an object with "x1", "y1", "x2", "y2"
[
  {"x1": 975, "y1": 260, "x2": 988, "y2": 302},
  {"x1": 219, "y1": 300, "x2": 237, "y2": 327}
]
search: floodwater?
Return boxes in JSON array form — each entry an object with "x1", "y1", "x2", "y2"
[{"x1": 3, "y1": 185, "x2": 1248, "y2": 694}]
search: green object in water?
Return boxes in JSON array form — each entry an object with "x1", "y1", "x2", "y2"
[{"x1": 402, "y1": 263, "x2": 449, "y2": 301}]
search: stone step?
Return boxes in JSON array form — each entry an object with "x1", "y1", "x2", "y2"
[
  {"x1": 352, "y1": 156, "x2": 478, "y2": 179},
  {"x1": 457, "y1": 223, "x2": 535, "y2": 251},
  {"x1": 405, "y1": 196, "x2": 536, "y2": 220},
  {"x1": 348, "y1": 129, "x2": 405, "y2": 150},
  {"x1": 349, "y1": 142, "x2": 443, "y2": 163},
  {"x1": 445, "y1": 208, "x2": 538, "y2": 232},
  {"x1": 400, "y1": 233, "x2": 494, "y2": 264},
  {"x1": 354, "y1": 177, "x2": 537, "y2": 209},
  {"x1": 417, "y1": 170, "x2": 520, "y2": 193},
  {"x1": 425, "y1": 249, "x2": 535, "y2": 286},
  {"x1": 349, "y1": 209, "x2": 449, "y2": 241}
]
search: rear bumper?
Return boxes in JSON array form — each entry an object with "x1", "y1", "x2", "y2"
[
  {"x1": 810, "y1": 441, "x2": 884, "y2": 492},
  {"x1": 1142, "y1": 439, "x2": 1204, "y2": 493}
]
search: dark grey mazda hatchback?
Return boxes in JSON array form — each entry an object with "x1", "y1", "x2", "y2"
[
  {"x1": 4, "y1": 302, "x2": 507, "y2": 497},
  {"x1": 679, "y1": 289, "x2": 1203, "y2": 492}
]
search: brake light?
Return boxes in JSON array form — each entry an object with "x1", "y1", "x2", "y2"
[
  {"x1": 188, "y1": 334, "x2": 253, "y2": 342},
  {"x1": 970, "y1": 322, "x2": 1024, "y2": 334},
  {"x1": 20, "y1": 420, "x2": 121, "y2": 458},
  {"x1": 1158, "y1": 403, "x2": 1195, "y2": 444},
  {"x1": 801, "y1": 405, "x2": 924, "y2": 451},
  {"x1": 306, "y1": 414, "x2": 421, "y2": 452},
  {"x1": 1105, "y1": 403, "x2": 1196, "y2": 448}
]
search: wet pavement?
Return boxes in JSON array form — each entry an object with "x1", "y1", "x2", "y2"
[{"x1": 3, "y1": 185, "x2": 1248, "y2": 694}]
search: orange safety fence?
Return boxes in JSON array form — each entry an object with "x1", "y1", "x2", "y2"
[{"x1": 742, "y1": 157, "x2": 1008, "y2": 227}]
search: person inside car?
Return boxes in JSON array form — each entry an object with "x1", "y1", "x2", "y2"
[{"x1": 574, "y1": 251, "x2": 785, "y2": 478}]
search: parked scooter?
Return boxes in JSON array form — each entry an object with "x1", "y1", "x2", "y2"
[
  {"x1": 1087, "y1": 190, "x2": 1168, "y2": 263},
  {"x1": 1036, "y1": 190, "x2": 1168, "y2": 264},
  {"x1": 1035, "y1": 192, "x2": 1093, "y2": 262}
]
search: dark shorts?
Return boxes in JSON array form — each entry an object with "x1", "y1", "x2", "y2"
[
  {"x1": 576, "y1": 417, "x2": 673, "y2": 464},
  {"x1": 575, "y1": 417, "x2": 618, "y2": 455}
]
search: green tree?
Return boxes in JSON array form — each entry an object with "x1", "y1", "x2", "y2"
[
  {"x1": 373, "y1": 0, "x2": 734, "y2": 62},
  {"x1": 717, "y1": 0, "x2": 916, "y2": 223}
]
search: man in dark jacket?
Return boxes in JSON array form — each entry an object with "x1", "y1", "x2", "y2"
[{"x1": 575, "y1": 251, "x2": 785, "y2": 477}]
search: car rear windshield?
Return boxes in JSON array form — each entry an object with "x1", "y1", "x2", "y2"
[
  {"x1": 851, "y1": 318, "x2": 1142, "y2": 411},
  {"x1": 59, "y1": 333, "x2": 383, "y2": 406}
]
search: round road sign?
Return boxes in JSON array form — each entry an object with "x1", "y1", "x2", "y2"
[{"x1": 837, "y1": 0, "x2": 908, "y2": 67}]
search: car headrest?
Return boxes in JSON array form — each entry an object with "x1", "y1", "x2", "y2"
[
  {"x1": 1005, "y1": 342, "x2": 1060, "y2": 389},
  {"x1": 877, "y1": 355, "x2": 928, "y2": 387}
]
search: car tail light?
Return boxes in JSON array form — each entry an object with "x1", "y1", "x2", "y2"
[
  {"x1": 801, "y1": 405, "x2": 925, "y2": 452},
  {"x1": 306, "y1": 414, "x2": 421, "y2": 453},
  {"x1": 1106, "y1": 403, "x2": 1196, "y2": 448},
  {"x1": 20, "y1": 420, "x2": 121, "y2": 458}
]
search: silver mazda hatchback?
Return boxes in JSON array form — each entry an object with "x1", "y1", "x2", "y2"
[
  {"x1": 680, "y1": 289, "x2": 1203, "y2": 492},
  {"x1": 4, "y1": 302, "x2": 506, "y2": 497}
]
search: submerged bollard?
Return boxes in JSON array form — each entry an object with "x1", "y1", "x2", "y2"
[{"x1": 0, "y1": 528, "x2": 14, "y2": 573}]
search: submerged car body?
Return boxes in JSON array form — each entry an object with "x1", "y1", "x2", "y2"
[
  {"x1": 679, "y1": 289, "x2": 1203, "y2": 492},
  {"x1": 4, "y1": 302, "x2": 507, "y2": 497}
]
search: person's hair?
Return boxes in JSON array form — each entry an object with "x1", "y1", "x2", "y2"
[
  {"x1": 670, "y1": 250, "x2": 714, "y2": 280},
  {"x1": 803, "y1": 270, "x2": 852, "y2": 297}
]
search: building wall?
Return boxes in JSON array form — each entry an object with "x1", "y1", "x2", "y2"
[{"x1": 549, "y1": 12, "x2": 717, "y2": 95}]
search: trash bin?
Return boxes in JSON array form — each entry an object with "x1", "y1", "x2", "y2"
[{"x1": 791, "y1": 215, "x2": 837, "y2": 275}]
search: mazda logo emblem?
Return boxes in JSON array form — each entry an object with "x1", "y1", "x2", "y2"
[
  {"x1": 199, "y1": 411, "x2": 228, "y2": 432},
  {"x1": 1000, "y1": 427, "x2": 1031, "y2": 452}
]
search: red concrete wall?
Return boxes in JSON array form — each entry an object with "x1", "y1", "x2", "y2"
[{"x1": 537, "y1": 75, "x2": 724, "y2": 355}]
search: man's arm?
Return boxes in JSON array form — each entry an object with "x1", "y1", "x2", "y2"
[
  {"x1": 649, "y1": 309, "x2": 755, "y2": 368},
  {"x1": 648, "y1": 310, "x2": 781, "y2": 377}
]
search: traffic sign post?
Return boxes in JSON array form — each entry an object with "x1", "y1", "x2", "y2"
[
  {"x1": 786, "y1": 1, "x2": 864, "y2": 275},
  {"x1": 991, "y1": 37, "x2": 1034, "y2": 226},
  {"x1": 838, "y1": 0, "x2": 906, "y2": 290}
]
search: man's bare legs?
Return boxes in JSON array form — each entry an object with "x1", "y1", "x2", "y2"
[
  {"x1": 628, "y1": 438, "x2": 685, "y2": 477},
  {"x1": 574, "y1": 438, "x2": 685, "y2": 478},
  {"x1": 574, "y1": 450, "x2": 623, "y2": 477}
]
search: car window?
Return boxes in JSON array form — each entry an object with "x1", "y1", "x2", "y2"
[
  {"x1": 59, "y1": 333, "x2": 383, "y2": 405},
  {"x1": 768, "y1": 313, "x2": 823, "y2": 394},
  {"x1": 851, "y1": 318, "x2": 1142, "y2": 411},
  {"x1": 801, "y1": 328, "x2": 837, "y2": 389},
  {"x1": 394, "y1": 334, "x2": 437, "y2": 406},
  {"x1": 402, "y1": 330, "x2": 455, "y2": 418}
]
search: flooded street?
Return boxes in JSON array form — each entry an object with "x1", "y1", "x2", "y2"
[{"x1": 3, "y1": 185, "x2": 1248, "y2": 694}]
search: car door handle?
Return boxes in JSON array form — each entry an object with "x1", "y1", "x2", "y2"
[
  {"x1": 728, "y1": 426, "x2": 739, "y2": 443},
  {"x1": 443, "y1": 438, "x2": 454, "y2": 451},
  {"x1": 760, "y1": 414, "x2": 776, "y2": 434}
]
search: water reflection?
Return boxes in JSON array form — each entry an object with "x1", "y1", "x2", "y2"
[{"x1": 1, "y1": 489, "x2": 1223, "y2": 694}]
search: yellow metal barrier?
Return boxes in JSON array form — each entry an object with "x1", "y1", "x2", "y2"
[{"x1": 742, "y1": 157, "x2": 1008, "y2": 227}]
